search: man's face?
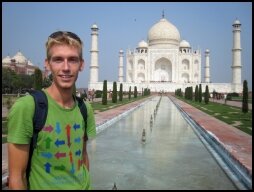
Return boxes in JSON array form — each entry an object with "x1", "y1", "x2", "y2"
[{"x1": 45, "y1": 45, "x2": 84, "y2": 90}]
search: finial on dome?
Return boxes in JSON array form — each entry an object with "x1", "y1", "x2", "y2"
[{"x1": 162, "y1": 10, "x2": 165, "y2": 18}]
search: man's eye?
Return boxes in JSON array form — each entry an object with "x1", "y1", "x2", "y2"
[
  {"x1": 53, "y1": 58, "x2": 64, "y2": 63},
  {"x1": 68, "y1": 58, "x2": 79, "y2": 63}
]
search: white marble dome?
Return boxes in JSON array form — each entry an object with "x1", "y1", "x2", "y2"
[
  {"x1": 138, "y1": 40, "x2": 148, "y2": 48},
  {"x1": 180, "y1": 40, "x2": 191, "y2": 48},
  {"x1": 12, "y1": 51, "x2": 27, "y2": 64},
  {"x1": 148, "y1": 18, "x2": 180, "y2": 46},
  {"x1": 2, "y1": 55, "x2": 11, "y2": 64}
]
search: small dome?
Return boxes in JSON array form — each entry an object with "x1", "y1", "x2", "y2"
[
  {"x1": 180, "y1": 40, "x2": 191, "y2": 48},
  {"x1": 2, "y1": 55, "x2": 11, "y2": 64},
  {"x1": 138, "y1": 40, "x2": 148, "y2": 48},
  {"x1": 233, "y1": 19, "x2": 241, "y2": 25},
  {"x1": 119, "y1": 49, "x2": 124, "y2": 53},
  {"x1": 27, "y1": 60, "x2": 34, "y2": 66},
  {"x1": 12, "y1": 51, "x2": 27, "y2": 64},
  {"x1": 205, "y1": 49, "x2": 210, "y2": 53},
  {"x1": 91, "y1": 24, "x2": 98, "y2": 29},
  {"x1": 148, "y1": 18, "x2": 180, "y2": 46}
]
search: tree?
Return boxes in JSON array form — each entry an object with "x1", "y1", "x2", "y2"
[
  {"x1": 11, "y1": 74, "x2": 22, "y2": 93},
  {"x1": 242, "y1": 80, "x2": 248, "y2": 113},
  {"x1": 190, "y1": 86, "x2": 193, "y2": 100},
  {"x1": 2, "y1": 68, "x2": 18, "y2": 93},
  {"x1": 2, "y1": 68, "x2": 11, "y2": 91},
  {"x1": 128, "y1": 86, "x2": 131, "y2": 100},
  {"x1": 19, "y1": 74, "x2": 34, "y2": 90},
  {"x1": 185, "y1": 87, "x2": 190, "y2": 100},
  {"x1": 102, "y1": 80, "x2": 107, "y2": 105},
  {"x1": 198, "y1": 84, "x2": 202, "y2": 103},
  {"x1": 33, "y1": 68, "x2": 43, "y2": 90},
  {"x1": 175, "y1": 88, "x2": 182, "y2": 97},
  {"x1": 195, "y1": 85, "x2": 198, "y2": 102},
  {"x1": 119, "y1": 83, "x2": 123, "y2": 101},
  {"x1": 2, "y1": 68, "x2": 37, "y2": 93},
  {"x1": 81, "y1": 90, "x2": 87, "y2": 101},
  {"x1": 134, "y1": 86, "x2": 137, "y2": 98},
  {"x1": 42, "y1": 73, "x2": 53, "y2": 88},
  {"x1": 112, "y1": 81, "x2": 117, "y2": 103},
  {"x1": 205, "y1": 85, "x2": 209, "y2": 104},
  {"x1": 144, "y1": 88, "x2": 147, "y2": 96},
  {"x1": 6, "y1": 97, "x2": 13, "y2": 110}
]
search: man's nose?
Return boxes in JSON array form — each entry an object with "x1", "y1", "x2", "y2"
[{"x1": 63, "y1": 59, "x2": 71, "y2": 70}]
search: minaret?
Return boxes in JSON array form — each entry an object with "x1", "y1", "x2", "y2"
[
  {"x1": 89, "y1": 24, "x2": 99, "y2": 83},
  {"x1": 204, "y1": 49, "x2": 210, "y2": 83},
  {"x1": 118, "y1": 49, "x2": 124, "y2": 82},
  {"x1": 231, "y1": 19, "x2": 242, "y2": 91}
]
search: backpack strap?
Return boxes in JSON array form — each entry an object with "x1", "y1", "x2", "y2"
[
  {"x1": 30, "y1": 90, "x2": 48, "y2": 148},
  {"x1": 75, "y1": 96, "x2": 88, "y2": 141},
  {"x1": 27, "y1": 90, "x2": 48, "y2": 187}
]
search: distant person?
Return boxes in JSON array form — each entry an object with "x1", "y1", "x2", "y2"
[
  {"x1": 91, "y1": 89, "x2": 95, "y2": 102},
  {"x1": 88, "y1": 89, "x2": 91, "y2": 101},
  {"x1": 7, "y1": 31, "x2": 96, "y2": 190},
  {"x1": 83, "y1": 90, "x2": 88, "y2": 101}
]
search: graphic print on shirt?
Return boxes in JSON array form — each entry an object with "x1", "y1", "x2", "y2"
[
  {"x1": 55, "y1": 138, "x2": 65, "y2": 147},
  {"x1": 66, "y1": 124, "x2": 72, "y2": 147},
  {"x1": 40, "y1": 121, "x2": 83, "y2": 175},
  {"x1": 55, "y1": 122, "x2": 61, "y2": 134}
]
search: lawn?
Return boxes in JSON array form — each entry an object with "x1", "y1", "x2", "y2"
[
  {"x1": 177, "y1": 97, "x2": 252, "y2": 136},
  {"x1": 90, "y1": 96, "x2": 149, "y2": 113},
  {"x1": 231, "y1": 96, "x2": 252, "y2": 104}
]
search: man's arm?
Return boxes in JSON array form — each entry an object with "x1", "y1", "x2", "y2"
[
  {"x1": 82, "y1": 139, "x2": 89, "y2": 171},
  {"x1": 8, "y1": 143, "x2": 30, "y2": 189}
]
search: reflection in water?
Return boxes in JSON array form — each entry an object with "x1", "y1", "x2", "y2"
[{"x1": 87, "y1": 96, "x2": 236, "y2": 190}]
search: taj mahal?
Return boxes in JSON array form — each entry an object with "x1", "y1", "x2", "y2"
[{"x1": 88, "y1": 14, "x2": 243, "y2": 93}]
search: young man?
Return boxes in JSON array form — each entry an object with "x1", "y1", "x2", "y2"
[{"x1": 7, "y1": 31, "x2": 96, "y2": 189}]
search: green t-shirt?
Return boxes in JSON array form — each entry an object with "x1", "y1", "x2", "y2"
[{"x1": 7, "y1": 90, "x2": 96, "y2": 190}]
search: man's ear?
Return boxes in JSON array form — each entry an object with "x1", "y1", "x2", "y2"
[
  {"x1": 80, "y1": 60, "x2": 85, "y2": 71},
  {"x1": 45, "y1": 59, "x2": 51, "y2": 71}
]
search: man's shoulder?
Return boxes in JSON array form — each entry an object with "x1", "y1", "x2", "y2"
[
  {"x1": 14, "y1": 94, "x2": 35, "y2": 107},
  {"x1": 75, "y1": 96, "x2": 90, "y2": 108},
  {"x1": 8, "y1": 94, "x2": 35, "y2": 122},
  {"x1": 83, "y1": 100, "x2": 91, "y2": 107},
  {"x1": 83, "y1": 100, "x2": 94, "y2": 113}
]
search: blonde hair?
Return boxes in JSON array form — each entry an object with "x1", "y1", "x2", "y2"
[{"x1": 45, "y1": 31, "x2": 83, "y2": 60}]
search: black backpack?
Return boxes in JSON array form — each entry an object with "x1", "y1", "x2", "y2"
[{"x1": 26, "y1": 90, "x2": 88, "y2": 187}]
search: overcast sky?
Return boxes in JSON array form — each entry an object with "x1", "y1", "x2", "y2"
[{"x1": 2, "y1": 2, "x2": 252, "y2": 90}]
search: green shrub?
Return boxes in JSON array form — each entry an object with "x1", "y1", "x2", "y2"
[
  {"x1": 242, "y1": 80, "x2": 248, "y2": 113},
  {"x1": 95, "y1": 90, "x2": 102, "y2": 98},
  {"x1": 134, "y1": 86, "x2": 137, "y2": 98},
  {"x1": 119, "y1": 83, "x2": 123, "y2": 101},
  {"x1": 112, "y1": 81, "x2": 117, "y2": 103},
  {"x1": 102, "y1": 80, "x2": 107, "y2": 105}
]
